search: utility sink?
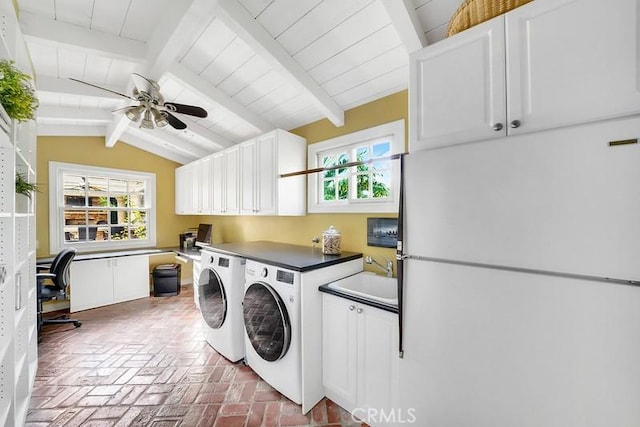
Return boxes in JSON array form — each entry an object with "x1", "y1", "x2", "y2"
[{"x1": 327, "y1": 271, "x2": 398, "y2": 306}]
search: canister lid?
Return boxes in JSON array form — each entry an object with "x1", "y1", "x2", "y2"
[{"x1": 323, "y1": 225, "x2": 339, "y2": 234}]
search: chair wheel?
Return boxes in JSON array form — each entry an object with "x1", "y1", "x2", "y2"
[{"x1": 74, "y1": 321, "x2": 82, "y2": 328}]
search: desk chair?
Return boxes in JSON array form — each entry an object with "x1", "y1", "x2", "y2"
[{"x1": 37, "y1": 248, "x2": 81, "y2": 337}]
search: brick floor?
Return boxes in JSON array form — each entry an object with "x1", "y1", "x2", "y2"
[{"x1": 28, "y1": 287, "x2": 366, "y2": 427}]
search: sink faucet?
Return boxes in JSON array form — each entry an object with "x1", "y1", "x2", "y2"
[{"x1": 365, "y1": 256, "x2": 393, "y2": 278}]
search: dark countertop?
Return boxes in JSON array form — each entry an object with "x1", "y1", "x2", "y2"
[
  {"x1": 37, "y1": 247, "x2": 174, "y2": 264},
  {"x1": 318, "y1": 283, "x2": 399, "y2": 314},
  {"x1": 202, "y1": 241, "x2": 362, "y2": 272}
]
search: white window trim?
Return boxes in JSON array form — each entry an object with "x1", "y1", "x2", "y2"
[
  {"x1": 307, "y1": 119, "x2": 404, "y2": 213},
  {"x1": 49, "y1": 161, "x2": 157, "y2": 254}
]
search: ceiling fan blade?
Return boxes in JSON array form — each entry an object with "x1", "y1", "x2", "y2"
[
  {"x1": 164, "y1": 102, "x2": 208, "y2": 118},
  {"x1": 69, "y1": 78, "x2": 135, "y2": 100},
  {"x1": 131, "y1": 73, "x2": 160, "y2": 95},
  {"x1": 164, "y1": 111, "x2": 187, "y2": 130},
  {"x1": 110, "y1": 105, "x2": 137, "y2": 114}
]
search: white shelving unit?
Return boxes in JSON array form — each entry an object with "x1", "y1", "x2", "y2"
[{"x1": 0, "y1": 0, "x2": 38, "y2": 425}]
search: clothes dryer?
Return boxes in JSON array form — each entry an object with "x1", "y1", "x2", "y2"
[
  {"x1": 198, "y1": 249, "x2": 245, "y2": 362},
  {"x1": 243, "y1": 259, "x2": 302, "y2": 404}
]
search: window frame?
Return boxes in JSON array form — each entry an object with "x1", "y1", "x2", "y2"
[
  {"x1": 307, "y1": 120, "x2": 404, "y2": 213},
  {"x1": 48, "y1": 161, "x2": 157, "y2": 254}
]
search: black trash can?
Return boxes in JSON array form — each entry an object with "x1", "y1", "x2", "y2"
[{"x1": 153, "y1": 263, "x2": 181, "y2": 296}]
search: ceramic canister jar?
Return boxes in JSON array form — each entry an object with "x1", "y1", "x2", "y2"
[{"x1": 322, "y1": 225, "x2": 342, "y2": 255}]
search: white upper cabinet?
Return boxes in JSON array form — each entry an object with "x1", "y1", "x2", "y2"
[
  {"x1": 240, "y1": 130, "x2": 306, "y2": 216},
  {"x1": 506, "y1": 0, "x2": 640, "y2": 135},
  {"x1": 210, "y1": 147, "x2": 241, "y2": 216},
  {"x1": 179, "y1": 129, "x2": 306, "y2": 216},
  {"x1": 240, "y1": 132, "x2": 279, "y2": 215},
  {"x1": 175, "y1": 163, "x2": 193, "y2": 214},
  {"x1": 410, "y1": 0, "x2": 640, "y2": 151},
  {"x1": 410, "y1": 17, "x2": 507, "y2": 149}
]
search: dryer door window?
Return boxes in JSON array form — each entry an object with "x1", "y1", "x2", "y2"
[
  {"x1": 243, "y1": 282, "x2": 291, "y2": 362},
  {"x1": 198, "y1": 268, "x2": 227, "y2": 329}
]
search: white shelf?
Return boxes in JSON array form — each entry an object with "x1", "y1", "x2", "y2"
[{"x1": 0, "y1": 4, "x2": 38, "y2": 423}]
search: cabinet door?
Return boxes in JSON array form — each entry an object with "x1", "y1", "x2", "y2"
[
  {"x1": 211, "y1": 152, "x2": 225, "y2": 214},
  {"x1": 224, "y1": 147, "x2": 240, "y2": 214},
  {"x1": 112, "y1": 255, "x2": 150, "y2": 304},
  {"x1": 174, "y1": 166, "x2": 191, "y2": 214},
  {"x1": 199, "y1": 156, "x2": 213, "y2": 214},
  {"x1": 322, "y1": 294, "x2": 358, "y2": 412},
  {"x1": 356, "y1": 306, "x2": 398, "y2": 416},
  {"x1": 239, "y1": 140, "x2": 257, "y2": 215},
  {"x1": 190, "y1": 160, "x2": 202, "y2": 214},
  {"x1": 70, "y1": 259, "x2": 113, "y2": 312},
  {"x1": 507, "y1": 0, "x2": 640, "y2": 134},
  {"x1": 255, "y1": 133, "x2": 277, "y2": 215},
  {"x1": 410, "y1": 16, "x2": 506, "y2": 151}
]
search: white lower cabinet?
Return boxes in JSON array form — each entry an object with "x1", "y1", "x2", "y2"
[
  {"x1": 70, "y1": 255, "x2": 150, "y2": 312},
  {"x1": 322, "y1": 293, "x2": 399, "y2": 426}
]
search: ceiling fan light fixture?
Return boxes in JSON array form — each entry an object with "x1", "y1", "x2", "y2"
[
  {"x1": 152, "y1": 109, "x2": 169, "y2": 128},
  {"x1": 140, "y1": 109, "x2": 154, "y2": 129},
  {"x1": 125, "y1": 105, "x2": 144, "y2": 122}
]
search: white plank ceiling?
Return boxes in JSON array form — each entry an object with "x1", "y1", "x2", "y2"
[{"x1": 17, "y1": 0, "x2": 464, "y2": 164}]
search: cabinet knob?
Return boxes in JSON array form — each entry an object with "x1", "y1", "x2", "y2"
[
  {"x1": 356, "y1": 308, "x2": 363, "y2": 314},
  {"x1": 492, "y1": 123, "x2": 503, "y2": 131},
  {"x1": 510, "y1": 120, "x2": 521, "y2": 129},
  {"x1": 348, "y1": 305, "x2": 356, "y2": 311}
]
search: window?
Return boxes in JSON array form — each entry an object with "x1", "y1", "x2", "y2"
[
  {"x1": 49, "y1": 162, "x2": 156, "y2": 253},
  {"x1": 308, "y1": 120, "x2": 404, "y2": 213}
]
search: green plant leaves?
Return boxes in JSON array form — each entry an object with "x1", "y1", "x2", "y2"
[{"x1": 0, "y1": 60, "x2": 38, "y2": 122}]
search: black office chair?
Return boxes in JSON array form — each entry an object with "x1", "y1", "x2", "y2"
[{"x1": 36, "y1": 248, "x2": 81, "y2": 336}]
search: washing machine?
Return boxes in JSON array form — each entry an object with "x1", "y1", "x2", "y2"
[
  {"x1": 243, "y1": 259, "x2": 302, "y2": 404},
  {"x1": 198, "y1": 249, "x2": 246, "y2": 362}
]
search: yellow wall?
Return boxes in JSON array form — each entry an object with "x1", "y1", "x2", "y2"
[
  {"x1": 36, "y1": 136, "x2": 199, "y2": 257},
  {"x1": 37, "y1": 90, "x2": 407, "y2": 274},
  {"x1": 201, "y1": 90, "x2": 408, "y2": 274}
]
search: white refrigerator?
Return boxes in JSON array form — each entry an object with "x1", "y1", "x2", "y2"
[{"x1": 397, "y1": 116, "x2": 640, "y2": 427}]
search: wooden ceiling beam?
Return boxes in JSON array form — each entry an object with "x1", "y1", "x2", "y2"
[
  {"x1": 215, "y1": 0, "x2": 345, "y2": 127},
  {"x1": 380, "y1": 0, "x2": 428, "y2": 53},
  {"x1": 20, "y1": 11, "x2": 146, "y2": 63},
  {"x1": 164, "y1": 62, "x2": 274, "y2": 132}
]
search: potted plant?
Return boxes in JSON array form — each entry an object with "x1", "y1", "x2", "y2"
[
  {"x1": 0, "y1": 59, "x2": 38, "y2": 122},
  {"x1": 15, "y1": 173, "x2": 37, "y2": 199}
]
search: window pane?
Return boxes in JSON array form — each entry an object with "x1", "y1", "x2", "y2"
[
  {"x1": 373, "y1": 141, "x2": 391, "y2": 157},
  {"x1": 78, "y1": 226, "x2": 98, "y2": 241},
  {"x1": 129, "y1": 210, "x2": 147, "y2": 225},
  {"x1": 131, "y1": 225, "x2": 147, "y2": 240},
  {"x1": 337, "y1": 153, "x2": 349, "y2": 176},
  {"x1": 356, "y1": 147, "x2": 369, "y2": 161},
  {"x1": 89, "y1": 210, "x2": 108, "y2": 225},
  {"x1": 87, "y1": 178, "x2": 107, "y2": 207},
  {"x1": 63, "y1": 174, "x2": 86, "y2": 206},
  {"x1": 373, "y1": 174, "x2": 391, "y2": 198},
  {"x1": 64, "y1": 209, "x2": 86, "y2": 226},
  {"x1": 338, "y1": 178, "x2": 348, "y2": 200},
  {"x1": 323, "y1": 180, "x2": 335, "y2": 201},
  {"x1": 111, "y1": 226, "x2": 129, "y2": 240},
  {"x1": 357, "y1": 174, "x2": 370, "y2": 199},
  {"x1": 128, "y1": 180, "x2": 145, "y2": 208},
  {"x1": 323, "y1": 155, "x2": 336, "y2": 178}
]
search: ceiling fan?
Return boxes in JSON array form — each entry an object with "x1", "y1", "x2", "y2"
[{"x1": 69, "y1": 73, "x2": 208, "y2": 130}]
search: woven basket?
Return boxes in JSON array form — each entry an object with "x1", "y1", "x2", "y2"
[{"x1": 446, "y1": 0, "x2": 534, "y2": 37}]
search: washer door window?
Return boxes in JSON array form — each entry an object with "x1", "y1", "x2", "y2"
[
  {"x1": 243, "y1": 282, "x2": 291, "y2": 362},
  {"x1": 198, "y1": 268, "x2": 227, "y2": 329}
]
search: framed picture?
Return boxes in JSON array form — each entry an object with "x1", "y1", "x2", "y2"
[{"x1": 367, "y1": 217, "x2": 398, "y2": 248}]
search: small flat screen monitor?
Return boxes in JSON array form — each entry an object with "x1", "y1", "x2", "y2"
[{"x1": 195, "y1": 223, "x2": 212, "y2": 247}]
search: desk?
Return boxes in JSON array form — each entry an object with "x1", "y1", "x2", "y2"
[{"x1": 38, "y1": 248, "x2": 175, "y2": 313}]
